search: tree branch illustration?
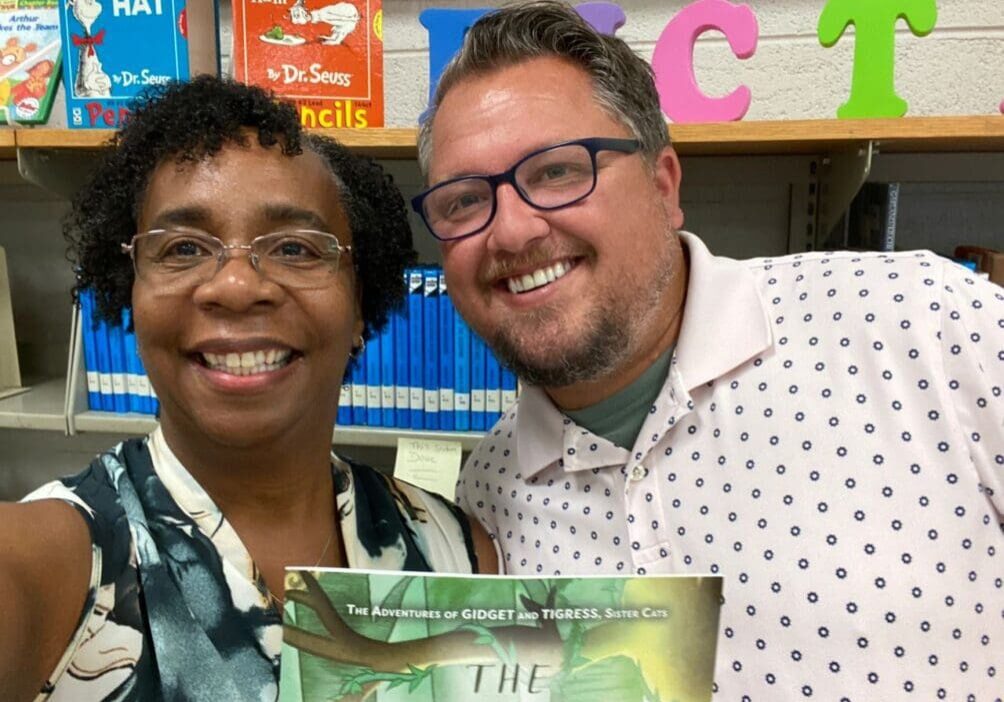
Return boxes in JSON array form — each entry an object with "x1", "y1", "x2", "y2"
[{"x1": 283, "y1": 571, "x2": 564, "y2": 673}]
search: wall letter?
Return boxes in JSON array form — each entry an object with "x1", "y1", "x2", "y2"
[
  {"x1": 420, "y1": 4, "x2": 625, "y2": 111},
  {"x1": 818, "y1": 0, "x2": 937, "y2": 118},
  {"x1": 651, "y1": 0, "x2": 759, "y2": 124},
  {"x1": 575, "y1": 2, "x2": 626, "y2": 35}
]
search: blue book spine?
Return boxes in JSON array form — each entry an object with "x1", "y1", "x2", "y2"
[
  {"x1": 392, "y1": 299, "x2": 410, "y2": 428},
  {"x1": 337, "y1": 370, "x2": 352, "y2": 426},
  {"x1": 379, "y1": 321, "x2": 395, "y2": 427},
  {"x1": 107, "y1": 320, "x2": 128, "y2": 413},
  {"x1": 407, "y1": 268, "x2": 425, "y2": 429},
  {"x1": 121, "y1": 307, "x2": 142, "y2": 413},
  {"x1": 502, "y1": 366, "x2": 519, "y2": 413},
  {"x1": 470, "y1": 331, "x2": 487, "y2": 431},
  {"x1": 365, "y1": 332, "x2": 382, "y2": 426},
  {"x1": 78, "y1": 289, "x2": 101, "y2": 410},
  {"x1": 485, "y1": 350, "x2": 502, "y2": 427},
  {"x1": 350, "y1": 355, "x2": 367, "y2": 426},
  {"x1": 93, "y1": 308, "x2": 113, "y2": 411},
  {"x1": 422, "y1": 267, "x2": 440, "y2": 430},
  {"x1": 453, "y1": 314, "x2": 471, "y2": 431},
  {"x1": 438, "y1": 271, "x2": 455, "y2": 431}
]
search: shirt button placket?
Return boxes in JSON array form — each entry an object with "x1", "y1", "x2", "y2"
[{"x1": 625, "y1": 462, "x2": 653, "y2": 572}]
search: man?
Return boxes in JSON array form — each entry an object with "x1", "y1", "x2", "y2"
[{"x1": 412, "y1": 2, "x2": 1003, "y2": 700}]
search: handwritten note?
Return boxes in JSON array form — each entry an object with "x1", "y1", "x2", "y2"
[{"x1": 393, "y1": 438, "x2": 463, "y2": 501}]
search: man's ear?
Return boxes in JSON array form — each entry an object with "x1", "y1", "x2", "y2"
[{"x1": 652, "y1": 145, "x2": 685, "y2": 230}]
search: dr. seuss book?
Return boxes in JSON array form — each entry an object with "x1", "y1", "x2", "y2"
[
  {"x1": 232, "y1": 0, "x2": 383, "y2": 129},
  {"x1": 0, "y1": 1, "x2": 61, "y2": 125},
  {"x1": 59, "y1": 0, "x2": 218, "y2": 129},
  {"x1": 280, "y1": 569, "x2": 722, "y2": 702}
]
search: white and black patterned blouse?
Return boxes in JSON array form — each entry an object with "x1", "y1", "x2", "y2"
[{"x1": 23, "y1": 428, "x2": 478, "y2": 701}]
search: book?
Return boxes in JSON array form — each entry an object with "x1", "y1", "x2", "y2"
[
  {"x1": 470, "y1": 331, "x2": 487, "y2": 431},
  {"x1": 453, "y1": 313, "x2": 471, "y2": 431},
  {"x1": 438, "y1": 271, "x2": 454, "y2": 431},
  {"x1": 846, "y1": 182, "x2": 900, "y2": 252},
  {"x1": 231, "y1": 0, "x2": 383, "y2": 128},
  {"x1": 77, "y1": 288, "x2": 101, "y2": 409},
  {"x1": 379, "y1": 319, "x2": 395, "y2": 428},
  {"x1": 365, "y1": 330, "x2": 382, "y2": 426},
  {"x1": 422, "y1": 267, "x2": 439, "y2": 430},
  {"x1": 0, "y1": 1, "x2": 61, "y2": 125},
  {"x1": 407, "y1": 268, "x2": 423, "y2": 429},
  {"x1": 60, "y1": 0, "x2": 217, "y2": 129},
  {"x1": 279, "y1": 568, "x2": 722, "y2": 702},
  {"x1": 392, "y1": 297, "x2": 409, "y2": 429}
]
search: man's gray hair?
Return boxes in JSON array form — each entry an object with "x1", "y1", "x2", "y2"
[{"x1": 417, "y1": 0, "x2": 669, "y2": 178}]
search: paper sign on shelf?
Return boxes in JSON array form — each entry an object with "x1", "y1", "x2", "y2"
[{"x1": 393, "y1": 437, "x2": 462, "y2": 501}]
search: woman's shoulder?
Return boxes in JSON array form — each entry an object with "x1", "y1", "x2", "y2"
[{"x1": 334, "y1": 455, "x2": 478, "y2": 574}]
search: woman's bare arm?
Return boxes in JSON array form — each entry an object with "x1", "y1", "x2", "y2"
[
  {"x1": 0, "y1": 501, "x2": 92, "y2": 701},
  {"x1": 470, "y1": 518, "x2": 501, "y2": 575}
]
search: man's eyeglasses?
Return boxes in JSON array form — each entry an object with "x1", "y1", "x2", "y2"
[
  {"x1": 411, "y1": 137, "x2": 641, "y2": 242},
  {"x1": 121, "y1": 227, "x2": 352, "y2": 292}
]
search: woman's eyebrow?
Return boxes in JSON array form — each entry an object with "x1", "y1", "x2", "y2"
[
  {"x1": 262, "y1": 204, "x2": 331, "y2": 232},
  {"x1": 146, "y1": 206, "x2": 212, "y2": 229}
]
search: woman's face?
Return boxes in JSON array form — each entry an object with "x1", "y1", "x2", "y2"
[{"x1": 132, "y1": 142, "x2": 362, "y2": 449}]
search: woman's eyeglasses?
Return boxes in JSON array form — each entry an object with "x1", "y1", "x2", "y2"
[{"x1": 121, "y1": 227, "x2": 352, "y2": 291}]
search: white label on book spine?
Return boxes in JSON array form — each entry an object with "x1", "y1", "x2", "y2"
[
  {"x1": 112, "y1": 373, "x2": 126, "y2": 395},
  {"x1": 339, "y1": 384, "x2": 351, "y2": 407},
  {"x1": 352, "y1": 384, "x2": 366, "y2": 406},
  {"x1": 471, "y1": 389, "x2": 486, "y2": 412},
  {"x1": 395, "y1": 387, "x2": 409, "y2": 409},
  {"x1": 424, "y1": 389, "x2": 440, "y2": 412},
  {"x1": 86, "y1": 371, "x2": 99, "y2": 393},
  {"x1": 137, "y1": 375, "x2": 151, "y2": 398},
  {"x1": 502, "y1": 390, "x2": 518, "y2": 407},
  {"x1": 455, "y1": 393, "x2": 470, "y2": 411},
  {"x1": 440, "y1": 388, "x2": 454, "y2": 411},
  {"x1": 99, "y1": 373, "x2": 113, "y2": 396},
  {"x1": 381, "y1": 386, "x2": 394, "y2": 407},
  {"x1": 486, "y1": 390, "x2": 501, "y2": 413},
  {"x1": 366, "y1": 386, "x2": 381, "y2": 408},
  {"x1": 410, "y1": 387, "x2": 423, "y2": 410},
  {"x1": 126, "y1": 373, "x2": 140, "y2": 396}
]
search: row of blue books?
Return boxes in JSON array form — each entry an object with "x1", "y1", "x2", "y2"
[
  {"x1": 78, "y1": 288, "x2": 159, "y2": 415},
  {"x1": 339, "y1": 267, "x2": 518, "y2": 432},
  {"x1": 79, "y1": 273, "x2": 518, "y2": 431}
]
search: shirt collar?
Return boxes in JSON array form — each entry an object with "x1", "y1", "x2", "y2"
[{"x1": 516, "y1": 231, "x2": 773, "y2": 479}]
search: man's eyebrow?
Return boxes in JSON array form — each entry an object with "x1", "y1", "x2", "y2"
[{"x1": 263, "y1": 204, "x2": 331, "y2": 232}]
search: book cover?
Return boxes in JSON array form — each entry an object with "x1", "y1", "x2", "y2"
[
  {"x1": 485, "y1": 350, "x2": 501, "y2": 427},
  {"x1": 93, "y1": 307, "x2": 113, "y2": 411},
  {"x1": 501, "y1": 366, "x2": 518, "y2": 414},
  {"x1": 350, "y1": 352, "x2": 367, "y2": 426},
  {"x1": 106, "y1": 318, "x2": 127, "y2": 412},
  {"x1": 77, "y1": 288, "x2": 100, "y2": 409},
  {"x1": 453, "y1": 313, "x2": 470, "y2": 431},
  {"x1": 121, "y1": 306, "x2": 141, "y2": 413},
  {"x1": 232, "y1": 0, "x2": 383, "y2": 128},
  {"x1": 0, "y1": 1, "x2": 61, "y2": 125},
  {"x1": 60, "y1": 0, "x2": 216, "y2": 129},
  {"x1": 279, "y1": 569, "x2": 722, "y2": 702},
  {"x1": 470, "y1": 331, "x2": 486, "y2": 431}
]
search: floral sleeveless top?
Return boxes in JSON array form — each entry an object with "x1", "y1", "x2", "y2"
[{"x1": 22, "y1": 428, "x2": 479, "y2": 701}]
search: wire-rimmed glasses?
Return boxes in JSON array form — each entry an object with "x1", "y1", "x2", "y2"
[
  {"x1": 121, "y1": 227, "x2": 352, "y2": 291},
  {"x1": 411, "y1": 137, "x2": 641, "y2": 242}
]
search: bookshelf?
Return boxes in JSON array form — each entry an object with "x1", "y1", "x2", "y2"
[{"x1": 8, "y1": 115, "x2": 1004, "y2": 159}]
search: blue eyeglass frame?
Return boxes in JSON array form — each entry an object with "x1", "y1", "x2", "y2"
[{"x1": 411, "y1": 136, "x2": 641, "y2": 242}]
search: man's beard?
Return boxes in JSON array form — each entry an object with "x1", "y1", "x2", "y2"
[
  {"x1": 489, "y1": 305, "x2": 631, "y2": 388},
  {"x1": 487, "y1": 233, "x2": 679, "y2": 389}
]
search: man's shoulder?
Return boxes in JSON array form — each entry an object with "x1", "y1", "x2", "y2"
[{"x1": 469, "y1": 400, "x2": 522, "y2": 460}]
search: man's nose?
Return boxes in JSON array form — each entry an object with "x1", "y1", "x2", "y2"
[{"x1": 485, "y1": 183, "x2": 550, "y2": 254}]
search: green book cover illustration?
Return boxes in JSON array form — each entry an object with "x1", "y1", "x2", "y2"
[{"x1": 280, "y1": 569, "x2": 722, "y2": 702}]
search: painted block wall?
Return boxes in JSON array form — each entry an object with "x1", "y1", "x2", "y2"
[{"x1": 381, "y1": 0, "x2": 1004, "y2": 125}]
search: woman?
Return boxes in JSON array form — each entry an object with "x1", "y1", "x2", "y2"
[{"x1": 0, "y1": 76, "x2": 497, "y2": 701}]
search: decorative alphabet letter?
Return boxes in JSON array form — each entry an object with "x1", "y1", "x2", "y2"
[
  {"x1": 575, "y1": 2, "x2": 626, "y2": 36},
  {"x1": 651, "y1": 0, "x2": 759, "y2": 123},
  {"x1": 818, "y1": 0, "x2": 937, "y2": 118}
]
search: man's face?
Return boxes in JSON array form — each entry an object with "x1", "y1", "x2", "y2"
[{"x1": 431, "y1": 57, "x2": 685, "y2": 392}]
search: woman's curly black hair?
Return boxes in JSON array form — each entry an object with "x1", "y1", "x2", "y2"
[{"x1": 65, "y1": 75, "x2": 416, "y2": 339}]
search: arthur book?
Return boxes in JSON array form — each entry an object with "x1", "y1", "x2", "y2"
[
  {"x1": 232, "y1": 0, "x2": 383, "y2": 129},
  {"x1": 59, "y1": 0, "x2": 218, "y2": 129},
  {"x1": 0, "y1": 0, "x2": 61, "y2": 125},
  {"x1": 279, "y1": 569, "x2": 722, "y2": 701}
]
